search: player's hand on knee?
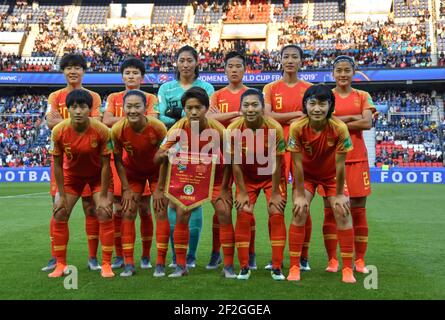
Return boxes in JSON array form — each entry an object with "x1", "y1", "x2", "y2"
[
  {"x1": 333, "y1": 194, "x2": 351, "y2": 217},
  {"x1": 269, "y1": 192, "x2": 286, "y2": 213},
  {"x1": 215, "y1": 188, "x2": 232, "y2": 211},
  {"x1": 121, "y1": 188, "x2": 135, "y2": 213},
  {"x1": 53, "y1": 195, "x2": 68, "y2": 220},
  {"x1": 292, "y1": 196, "x2": 308, "y2": 218},
  {"x1": 153, "y1": 187, "x2": 167, "y2": 213},
  {"x1": 97, "y1": 195, "x2": 113, "y2": 219},
  {"x1": 235, "y1": 192, "x2": 250, "y2": 211}
]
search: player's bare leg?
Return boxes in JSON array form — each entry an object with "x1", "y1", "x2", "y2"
[
  {"x1": 214, "y1": 197, "x2": 236, "y2": 279},
  {"x1": 82, "y1": 196, "x2": 101, "y2": 271},
  {"x1": 139, "y1": 195, "x2": 153, "y2": 269},
  {"x1": 48, "y1": 193, "x2": 80, "y2": 278},
  {"x1": 287, "y1": 190, "x2": 314, "y2": 282},
  {"x1": 111, "y1": 198, "x2": 124, "y2": 269},
  {"x1": 327, "y1": 196, "x2": 356, "y2": 283},
  {"x1": 93, "y1": 191, "x2": 115, "y2": 278},
  {"x1": 351, "y1": 197, "x2": 369, "y2": 273},
  {"x1": 169, "y1": 206, "x2": 191, "y2": 278}
]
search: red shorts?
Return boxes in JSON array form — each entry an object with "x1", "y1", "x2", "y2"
[
  {"x1": 64, "y1": 175, "x2": 111, "y2": 197},
  {"x1": 235, "y1": 176, "x2": 287, "y2": 206},
  {"x1": 127, "y1": 176, "x2": 157, "y2": 195},
  {"x1": 344, "y1": 161, "x2": 371, "y2": 198},
  {"x1": 50, "y1": 156, "x2": 92, "y2": 197},
  {"x1": 314, "y1": 178, "x2": 349, "y2": 198},
  {"x1": 210, "y1": 178, "x2": 235, "y2": 203},
  {"x1": 111, "y1": 158, "x2": 152, "y2": 197}
]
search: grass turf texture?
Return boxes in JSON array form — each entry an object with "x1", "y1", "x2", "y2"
[{"x1": 0, "y1": 182, "x2": 444, "y2": 300}]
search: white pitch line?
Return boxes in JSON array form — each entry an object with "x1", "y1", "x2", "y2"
[{"x1": 0, "y1": 192, "x2": 48, "y2": 199}]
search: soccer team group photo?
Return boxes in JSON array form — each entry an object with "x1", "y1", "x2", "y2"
[{"x1": 0, "y1": 0, "x2": 444, "y2": 301}]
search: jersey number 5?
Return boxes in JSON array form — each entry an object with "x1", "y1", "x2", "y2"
[{"x1": 64, "y1": 146, "x2": 73, "y2": 160}]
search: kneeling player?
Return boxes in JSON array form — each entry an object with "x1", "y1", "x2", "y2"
[
  {"x1": 48, "y1": 89, "x2": 114, "y2": 278},
  {"x1": 287, "y1": 84, "x2": 355, "y2": 283}
]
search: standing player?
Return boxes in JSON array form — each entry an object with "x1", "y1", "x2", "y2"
[
  {"x1": 155, "y1": 87, "x2": 234, "y2": 278},
  {"x1": 263, "y1": 44, "x2": 313, "y2": 271},
  {"x1": 102, "y1": 57, "x2": 159, "y2": 270},
  {"x1": 228, "y1": 88, "x2": 287, "y2": 281},
  {"x1": 287, "y1": 84, "x2": 355, "y2": 283},
  {"x1": 111, "y1": 90, "x2": 167, "y2": 277},
  {"x1": 157, "y1": 45, "x2": 215, "y2": 268},
  {"x1": 206, "y1": 51, "x2": 257, "y2": 270},
  {"x1": 322, "y1": 56, "x2": 375, "y2": 274},
  {"x1": 43, "y1": 53, "x2": 102, "y2": 272},
  {"x1": 48, "y1": 89, "x2": 114, "y2": 278}
]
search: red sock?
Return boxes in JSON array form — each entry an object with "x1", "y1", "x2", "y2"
[
  {"x1": 121, "y1": 219, "x2": 136, "y2": 265},
  {"x1": 53, "y1": 220, "x2": 69, "y2": 265},
  {"x1": 235, "y1": 211, "x2": 251, "y2": 268},
  {"x1": 270, "y1": 213, "x2": 286, "y2": 269},
  {"x1": 50, "y1": 216, "x2": 56, "y2": 257},
  {"x1": 288, "y1": 224, "x2": 305, "y2": 268},
  {"x1": 113, "y1": 214, "x2": 123, "y2": 257},
  {"x1": 220, "y1": 222, "x2": 235, "y2": 266},
  {"x1": 212, "y1": 212, "x2": 221, "y2": 253},
  {"x1": 301, "y1": 213, "x2": 311, "y2": 259},
  {"x1": 155, "y1": 219, "x2": 170, "y2": 265},
  {"x1": 140, "y1": 214, "x2": 153, "y2": 258},
  {"x1": 173, "y1": 222, "x2": 189, "y2": 267},
  {"x1": 337, "y1": 228, "x2": 354, "y2": 269},
  {"x1": 249, "y1": 214, "x2": 256, "y2": 255},
  {"x1": 85, "y1": 215, "x2": 99, "y2": 258},
  {"x1": 99, "y1": 220, "x2": 114, "y2": 265},
  {"x1": 323, "y1": 207, "x2": 338, "y2": 260},
  {"x1": 352, "y1": 207, "x2": 368, "y2": 261}
]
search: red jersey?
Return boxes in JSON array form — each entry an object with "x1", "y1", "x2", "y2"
[
  {"x1": 210, "y1": 86, "x2": 248, "y2": 127},
  {"x1": 105, "y1": 90, "x2": 158, "y2": 119},
  {"x1": 227, "y1": 116, "x2": 286, "y2": 181},
  {"x1": 287, "y1": 117, "x2": 353, "y2": 180},
  {"x1": 263, "y1": 79, "x2": 312, "y2": 114},
  {"x1": 333, "y1": 88, "x2": 376, "y2": 163},
  {"x1": 160, "y1": 118, "x2": 225, "y2": 183},
  {"x1": 47, "y1": 87, "x2": 101, "y2": 119},
  {"x1": 50, "y1": 118, "x2": 112, "y2": 179},
  {"x1": 111, "y1": 116, "x2": 167, "y2": 178}
]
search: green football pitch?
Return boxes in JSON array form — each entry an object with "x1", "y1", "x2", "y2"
[{"x1": 0, "y1": 182, "x2": 444, "y2": 300}]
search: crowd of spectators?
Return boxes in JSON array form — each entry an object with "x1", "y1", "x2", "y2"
[
  {"x1": 0, "y1": 51, "x2": 54, "y2": 71},
  {"x1": 32, "y1": 7, "x2": 66, "y2": 57},
  {"x1": 0, "y1": 115, "x2": 50, "y2": 168},
  {"x1": 63, "y1": 23, "x2": 213, "y2": 72},
  {"x1": 373, "y1": 90, "x2": 443, "y2": 167},
  {"x1": 0, "y1": 94, "x2": 49, "y2": 167},
  {"x1": 278, "y1": 17, "x2": 432, "y2": 69}
]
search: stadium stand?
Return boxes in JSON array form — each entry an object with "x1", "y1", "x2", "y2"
[
  {"x1": 78, "y1": 0, "x2": 110, "y2": 25},
  {"x1": 0, "y1": 1, "x2": 444, "y2": 169},
  {"x1": 313, "y1": 0, "x2": 345, "y2": 21},
  {"x1": 373, "y1": 90, "x2": 443, "y2": 167}
]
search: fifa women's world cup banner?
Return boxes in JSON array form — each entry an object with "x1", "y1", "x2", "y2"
[{"x1": 165, "y1": 153, "x2": 217, "y2": 211}]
